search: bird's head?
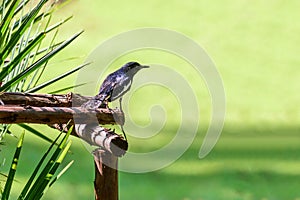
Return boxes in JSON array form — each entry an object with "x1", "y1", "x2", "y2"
[{"x1": 122, "y1": 61, "x2": 149, "y2": 75}]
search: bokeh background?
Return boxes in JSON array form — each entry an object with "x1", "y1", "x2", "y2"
[{"x1": 2, "y1": 0, "x2": 300, "y2": 199}]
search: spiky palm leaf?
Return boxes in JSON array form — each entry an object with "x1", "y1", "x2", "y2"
[
  {"x1": 0, "y1": 1, "x2": 82, "y2": 198},
  {"x1": 0, "y1": 0, "x2": 86, "y2": 139},
  {"x1": 0, "y1": 125, "x2": 74, "y2": 200}
]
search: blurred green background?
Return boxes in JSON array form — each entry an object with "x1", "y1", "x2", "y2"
[{"x1": 2, "y1": 0, "x2": 300, "y2": 199}]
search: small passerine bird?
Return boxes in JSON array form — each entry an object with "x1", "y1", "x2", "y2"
[
  {"x1": 82, "y1": 61, "x2": 149, "y2": 140},
  {"x1": 82, "y1": 61, "x2": 149, "y2": 110}
]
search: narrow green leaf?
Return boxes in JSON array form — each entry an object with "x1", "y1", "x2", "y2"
[
  {"x1": 45, "y1": 15, "x2": 72, "y2": 34},
  {"x1": 1, "y1": 131, "x2": 24, "y2": 200},
  {"x1": 0, "y1": 30, "x2": 84, "y2": 91},
  {"x1": 17, "y1": 127, "x2": 65, "y2": 200},
  {"x1": 29, "y1": 41, "x2": 63, "y2": 58},
  {"x1": 0, "y1": 0, "x2": 18, "y2": 50},
  {"x1": 58, "y1": 125, "x2": 72, "y2": 148},
  {"x1": 13, "y1": 0, "x2": 30, "y2": 17},
  {"x1": 36, "y1": 140, "x2": 72, "y2": 199},
  {"x1": 0, "y1": 0, "x2": 12, "y2": 18},
  {"x1": 33, "y1": 12, "x2": 51, "y2": 25},
  {"x1": 23, "y1": 16, "x2": 56, "y2": 91},
  {"x1": 0, "y1": 0, "x2": 48, "y2": 63},
  {"x1": 56, "y1": 140, "x2": 72, "y2": 164},
  {"x1": 26, "y1": 62, "x2": 90, "y2": 93},
  {"x1": 16, "y1": 0, "x2": 48, "y2": 35},
  {"x1": 24, "y1": 125, "x2": 73, "y2": 200},
  {"x1": 17, "y1": 124, "x2": 54, "y2": 144},
  {"x1": 48, "y1": 160, "x2": 74, "y2": 187},
  {"x1": 49, "y1": 82, "x2": 87, "y2": 94},
  {"x1": 0, "y1": 172, "x2": 8, "y2": 178},
  {"x1": 12, "y1": 11, "x2": 51, "y2": 31},
  {"x1": 0, "y1": 32, "x2": 45, "y2": 81},
  {"x1": 0, "y1": 0, "x2": 10, "y2": 13},
  {"x1": 0, "y1": 0, "x2": 20, "y2": 42}
]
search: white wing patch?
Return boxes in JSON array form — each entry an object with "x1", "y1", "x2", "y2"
[{"x1": 113, "y1": 79, "x2": 131, "y2": 100}]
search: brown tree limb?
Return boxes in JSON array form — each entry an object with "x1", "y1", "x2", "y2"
[
  {"x1": 0, "y1": 92, "x2": 127, "y2": 199},
  {"x1": 0, "y1": 92, "x2": 89, "y2": 107},
  {"x1": 0, "y1": 105, "x2": 124, "y2": 125},
  {"x1": 75, "y1": 124, "x2": 128, "y2": 157},
  {"x1": 93, "y1": 150, "x2": 119, "y2": 200}
]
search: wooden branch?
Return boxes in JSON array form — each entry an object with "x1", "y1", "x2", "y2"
[
  {"x1": 0, "y1": 92, "x2": 128, "y2": 155},
  {"x1": 0, "y1": 105, "x2": 124, "y2": 125},
  {"x1": 93, "y1": 150, "x2": 119, "y2": 200},
  {"x1": 0, "y1": 92, "x2": 90, "y2": 107},
  {"x1": 0, "y1": 92, "x2": 128, "y2": 200},
  {"x1": 75, "y1": 124, "x2": 128, "y2": 157}
]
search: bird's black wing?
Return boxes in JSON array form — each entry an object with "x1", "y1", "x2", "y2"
[
  {"x1": 99, "y1": 72, "x2": 132, "y2": 102},
  {"x1": 109, "y1": 77, "x2": 131, "y2": 101},
  {"x1": 81, "y1": 73, "x2": 118, "y2": 109},
  {"x1": 98, "y1": 73, "x2": 119, "y2": 101}
]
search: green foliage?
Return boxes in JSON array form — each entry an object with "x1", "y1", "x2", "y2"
[
  {"x1": 0, "y1": 0, "x2": 83, "y2": 199},
  {"x1": 27, "y1": 62, "x2": 90, "y2": 93},
  {"x1": 0, "y1": 0, "x2": 86, "y2": 139},
  {"x1": 1, "y1": 132, "x2": 24, "y2": 200},
  {"x1": 17, "y1": 124, "x2": 54, "y2": 143},
  {"x1": 0, "y1": 126, "x2": 73, "y2": 200},
  {"x1": 0, "y1": 0, "x2": 83, "y2": 92}
]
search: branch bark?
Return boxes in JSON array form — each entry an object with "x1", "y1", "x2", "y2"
[
  {"x1": 0, "y1": 92, "x2": 89, "y2": 107},
  {"x1": 0, "y1": 105, "x2": 124, "y2": 125},
  {"x1": 0, "y1": 92, "x2": 127, "y2": 200},
  {"x1": 93, "y1": 150, "x2": 119, "y2": 200},
  {"x1": 75, "y1": 124, "x2": 128, "y2": 157}
]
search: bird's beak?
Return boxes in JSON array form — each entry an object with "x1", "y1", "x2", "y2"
[{"x1": 140, "y1": 65, "x2": 150, "y2": 69}]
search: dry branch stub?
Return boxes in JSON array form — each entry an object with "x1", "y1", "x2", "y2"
[
  {"x1": 75, "y1": 123, "x2": 128, "y2": 157},
  {"x1": 93, "y1": 150, "x2": 119, "y2": 200},
  {"x1": 0, "y1": 92, "x2": 92, "y2": 107},
  {"x1": 0, "y1": 92, "x2": 127, "y2": 200},
  {"x1": 0, "y1": 92, "x2": 127, "y2": 156},
  {"x1": 0, "y1": 106, "x2": 124, "y2": 125}
]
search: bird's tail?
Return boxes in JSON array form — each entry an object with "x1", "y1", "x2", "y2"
[{"x1": 81, "y1": 94, "x2": 105, "y2": 109}]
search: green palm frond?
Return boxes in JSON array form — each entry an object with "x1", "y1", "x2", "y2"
[
  {"x1": 0, "y1": 0, "x2": 83, "y2": 93},
  {"x1": 49, "y1": 82, "x2": 87, "y2": 94},
  {"x1": 0, "y1": 0, "x2": 84, "y2": 140},
  {"x1": 1, "y1": 131, "x2": 24, "y2": 200},
  {"x1": 0, "y1": 125, "x2": 73, "y2": 200},
  {"x1": 17, "y1": 124, "x2": 54, "y2": 143},
  {"x1": 26, "y1": 62, "x2": 90, "y2": 93},
  {"x1": 0, "y1": 0, "x2": 83, "y2": 198},
  {"x1": 0, "y1": 30, "x2": 83, "y2": 92},
  {"x1": 17, "y1": 125, "x2": 73, "y2": 200},
  {"x1": 21, "y1": 126, "x2": 73, "y2": 200}
]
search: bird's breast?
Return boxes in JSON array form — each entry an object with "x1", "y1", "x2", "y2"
[{"x1": 111, "y1": 77, "x2": 132, "y2": 101}]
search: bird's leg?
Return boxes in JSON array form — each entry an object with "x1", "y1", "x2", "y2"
[
  {"x1": 118, "y1": 97, "x2": 127, "y2": 141},
  {"x1": 121, "y1": 125, "x2": 127, "y2": 141},
  {"x1": 119, "y1": 97, "x2": 123, "y2": 111}
]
